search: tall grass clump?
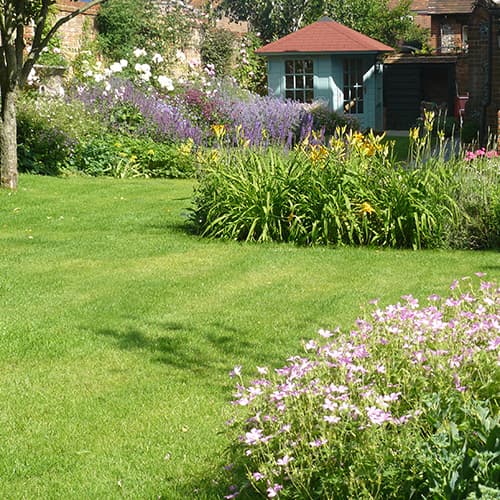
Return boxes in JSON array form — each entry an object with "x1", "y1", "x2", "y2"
[
  {"x1": 223, "y1": 276, "x2": 500, "y2": 499},
  {"x1": 192, "y1": 128, "x2": 459, "y2": 249},
  {"x1": 447, "y1": 149, "x2": 500, "y2": 249},
  {"x1": 194, "y1": 113, "x2": 500, "y2": 249},
  {"x1": 407, "y1": 111, "x2": 499, "y2": 249}
]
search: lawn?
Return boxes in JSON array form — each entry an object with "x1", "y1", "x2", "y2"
[
  {"x1": 385, "y1": 133, "x2": 410, "y2": 162},
  {"x1": 0, "y1": 175, "x2": 498, "y2": 498}
]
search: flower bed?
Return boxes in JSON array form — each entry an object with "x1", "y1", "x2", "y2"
[{"x1": 224, "y1": 276, "x2": 500, "y2": 498}]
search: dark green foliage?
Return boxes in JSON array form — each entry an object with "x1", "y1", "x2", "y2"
[
  {"x1": 308, "y1": 102, "x2": 360, "y2": 136},
  {"x1": 96, "y1": 0, "x2": 193, "y2": 62},
  {"x1": 200, "y1": 27, "x2": 235, "y2": 77},
  {"x1": 96, "y1": 0, "x2": 152, "y2": 60},
  {"x1": 65, "y1": 134, "x2": 196, "y2": 179},
  {"x1": 218, "y1": 0, "x2": 427, "y2": 46},
  {"x1": 192, "y1": 141, "x2": 500, "y2": 249},
  {"x1": 17, "y1": 117, "x2": 75, "y2": 176},
  {"x1": 417, "y1": 395, "x2": 500, "y2": 499},
  {"x1": 461, "y1": 120, "x2": 480, "y2": 144},
  {"x1": 16, "y1": 95, "x2": 93, "y2": 176}
]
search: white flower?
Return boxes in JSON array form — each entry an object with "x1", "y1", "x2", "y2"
[
  {"x1": 27, "y1": 68, "x2": 39, "y2": 84},
  {"x1": 176, "y1": 50, "x2": 186, "y2": 62},
  {"x1": 139, "y1": 72, "x2": 151, "y2": 81},
  {"x1": 133, "y1": 47, "x2": 147, "y2": 58},
  {"x1": 94, "y1": 73, "x2": 105, "y2": 83},
  {"x1": 152, "y1": 53, "x2": 164, "y2": 64},
  {"x1": 119, "y1": 59, "x2": 128, "y2": 68},
  {"x1": 109, "y1": 62, "x2": 123, "y2": 73},
  {"x1": 104, "y1": 82, "x2": 111, "y2": 92},
  {"x1": 52, "y1": 47, "x2": 61, "y2": 54},
  {"x1": 135, "y1": 63, "x2": 151, "y2": 74},
  {"x1": 157, "y1": 75, "x2": 174, "y2": 91}
]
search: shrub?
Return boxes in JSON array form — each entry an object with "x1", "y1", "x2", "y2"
[
  {"x1": 223, "y1": 276, "x2": 499, "y2": 499},
  {"x1": 73, "y1": 78, "x2": 311, "y2": 149},
  {"x1": 72, "y1": 79, "x2": 205, "y2": 144},
  {"x1": 96, "y1": 0, "x2": 195, "y2": 63},
  {"x1": 192, "y1": 129, "x2": 459, "y2": 249},
  {"x1": 17, "y1": 117, "x2": 75, "y2": 176},
  {"x1": 16, "y1": 93, "x2": 103, "y2": 175},
  {"x1": 68, "y1": 134, "x2": 196, "y2": 178},
  {"x1": 200, "y1": 26, "x2": 235, "y2": 77},
  {"x1": 304, "y1": 100, "x2": 360, "y2": 137},
  {"x1": 177, "y1": 86, "x2": 228, "y2": 127},
  {"x1": 445, "y1": 151, "x2": 500, "y2": 249},
  {"x1": 232, "y1": 32, "x2": 267, "y2": 96}
]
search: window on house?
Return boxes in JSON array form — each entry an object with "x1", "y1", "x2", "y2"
[
  {"x1": 343, "y1": 59, "x2": 364, "y2": 114},
  {"x1": 440, "y1": 23, "x2": 455, "y2": 53},
  {"x1": 284, "y1": 59, "x2": 314, "y2": 103},
  {"x1": 462, "y1": 25, "x2": 469, "y2": 52}
]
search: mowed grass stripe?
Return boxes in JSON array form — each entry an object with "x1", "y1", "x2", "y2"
[{"x1": 0, "y1": 175, "x2": 498, "y2": 498}]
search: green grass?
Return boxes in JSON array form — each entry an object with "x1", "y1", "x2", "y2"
[
  {"x1": 385, "y1": 134, "x2": 410, "y2": 162},
  {"x1": 0, "y1": 175, "x2": 498, "y2": 498}
]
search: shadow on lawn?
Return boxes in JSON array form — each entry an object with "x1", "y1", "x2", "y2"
[{"x1": 94, "y1": 320, "x2": 265, "y2": 377}]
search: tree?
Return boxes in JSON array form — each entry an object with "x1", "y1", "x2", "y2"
[
  {"x1": 323, "y1": 0, "x2": 426, "y2": 48},
  {"x1": 218, "y1": 0, "x2": 426, "y2": 47},
  {"x1": 0, "y1": 0, "x2": 107, "y2": 190},
  {"x1": 218, "y1": 0, "x2": 324, "y2": 43}
]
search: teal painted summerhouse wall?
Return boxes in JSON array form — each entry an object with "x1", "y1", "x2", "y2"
[{"x1": 266, "y1": 54, "x2": 384, "y2": 131}]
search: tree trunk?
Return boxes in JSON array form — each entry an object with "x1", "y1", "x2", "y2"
[{"x1": 0, "y1": 86, "x2": 18, "y2": 190}]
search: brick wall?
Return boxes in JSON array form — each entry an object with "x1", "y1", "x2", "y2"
[
  {"x1": 53, "y1": 0, "x2": 246, "y2": 62},
  {"x1": 430, "y1": 15, "x2": 468, "y2": 52},
  {"x1": 55, "y1": 0, "x2": 99, "y2": 57},
  {"x1": 465, "y1": 3, "x2": 500, "y2": 134},
  {"x1": 490, "y1": 16, "x2": 500, "y2": 133}
]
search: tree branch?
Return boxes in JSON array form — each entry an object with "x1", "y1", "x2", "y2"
[
  {"x1": 21, "y1": 0, "x2": 107, "y2": 85},
  {"x1": 40, "y1": 0, "x2": 106, "y2": 49}
]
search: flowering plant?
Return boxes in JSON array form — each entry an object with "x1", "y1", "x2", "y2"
[
  {"x1": 233, "y1": 32, "x2": 267, "y2": 95},
  {"x1": 223, "y1": 276, "x2": 499, "y2": 499},
  {"x1": 464, "y1": 147, "x2": 499, "y2": 162}
]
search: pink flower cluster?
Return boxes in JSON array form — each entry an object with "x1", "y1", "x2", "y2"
[
  {"x1": 225, "y1": 275, "x2": 499, "y2": 499},
  {"x1": 464, "y1": 147, "x2": 499, "y2": 162}
]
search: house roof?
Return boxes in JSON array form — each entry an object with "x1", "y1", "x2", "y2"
[
  {"x1": 426, "y1": 1, "x2": 475, "y2": 14},
  {"x1": 255, "y1": 18, "x2": 394, "y2": 55},
  {"x1": 390, "y1": 0, "x2": 477, "y2": 14}
]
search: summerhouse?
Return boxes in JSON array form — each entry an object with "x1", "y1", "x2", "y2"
[{"x1": 255, "y1": 18, "x2": 394, "y2": 130}]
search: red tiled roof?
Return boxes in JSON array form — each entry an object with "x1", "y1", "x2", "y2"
[{"x1": 255, "y1": 18, "x2": 394, "y2": 55}]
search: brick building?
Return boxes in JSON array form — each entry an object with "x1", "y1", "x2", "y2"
[
  {"x1": 411, "y1": 0, "x2": 473, "y2": 53},
  {"x1": 464, "y1": 0, "x2": 500, "y2": 138},
  {"x1": 387, "y1": 0, "x2": 500, "y2": 137}
]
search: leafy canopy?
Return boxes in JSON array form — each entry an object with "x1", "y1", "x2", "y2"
[{"x1": 218, "y1": 0, "x2": 426, "y2": 47}]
